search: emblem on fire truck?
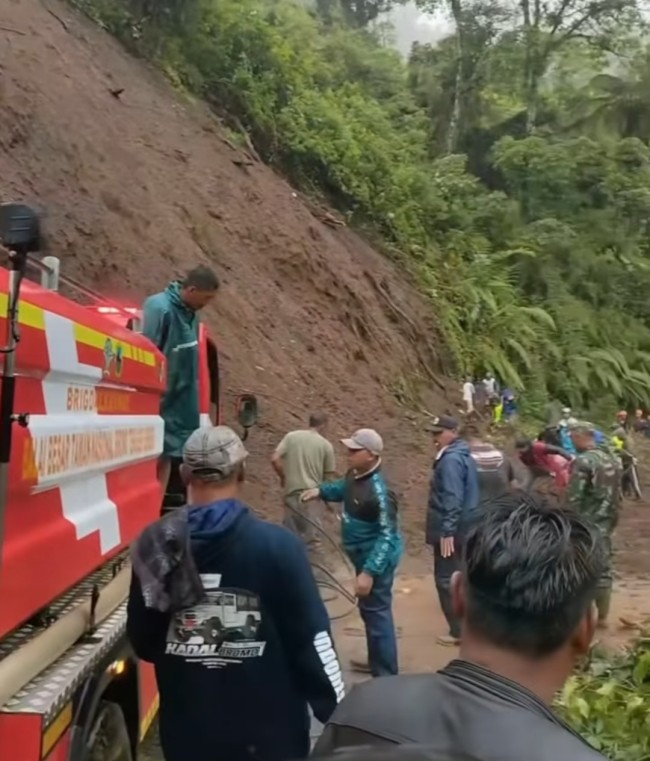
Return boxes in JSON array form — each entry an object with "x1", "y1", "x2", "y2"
[
  {"x1": 115, "y1": 344, "x2": 124, "y2": 377},
  {"x1": 103, "y1": 337, "x2": 115, "y2": 376}
]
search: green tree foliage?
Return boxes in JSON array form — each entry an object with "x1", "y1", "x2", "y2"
[
  {"x1": 70, "y1": 0, "x2": 650, "y2": 417},
  {"x1": 557, "y1": 636, "x2": 650, "y2": 760}
]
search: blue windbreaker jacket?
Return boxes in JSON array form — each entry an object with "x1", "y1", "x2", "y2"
[{"x1": 426, "y1": 438, "x2": 480, "y2": 542}]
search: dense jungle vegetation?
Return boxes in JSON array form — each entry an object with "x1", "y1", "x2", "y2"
[{"x1": 71, "y1": 0, "x2": 650, "y2": 419}]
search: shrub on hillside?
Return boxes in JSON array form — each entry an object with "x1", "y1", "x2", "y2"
[{"x1": 557, "y1": 635, "x2": 650, "y2": 760}]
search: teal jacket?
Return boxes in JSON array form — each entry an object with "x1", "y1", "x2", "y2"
[
  {"x1": 142, "y1": 282, "x2": 200, "y2": 457},
  {"x1": 319, "y1": 467, "x2": 402, "y2": 577}
]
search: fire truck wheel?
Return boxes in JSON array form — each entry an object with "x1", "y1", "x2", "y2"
[{"x1": 87, "y1": 700, "x2": 133, "y2": 761}]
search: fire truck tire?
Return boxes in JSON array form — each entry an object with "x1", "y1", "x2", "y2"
[{"x1": 87, "y1": 700, "x2": 133, "y2": 761}]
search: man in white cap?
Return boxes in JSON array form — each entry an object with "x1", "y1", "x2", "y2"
[
  {"x1": 302, "y1": 429, "x2": 403, "y2": 677},
  {"x1": 128, "y1": 426, "x2": 343, "y2": 761}
]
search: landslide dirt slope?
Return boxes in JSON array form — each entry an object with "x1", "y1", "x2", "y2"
[{"x1": 0, "y1": 0, "x2": 454, "y2": 550}]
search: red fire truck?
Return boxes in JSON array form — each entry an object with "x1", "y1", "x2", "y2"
[{"x1": 0, "y1": 203, "x2": 257, "y2": 760}]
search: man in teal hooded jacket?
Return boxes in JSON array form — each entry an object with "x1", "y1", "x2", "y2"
[{"x1": 142, "y1": 265, "x2": 220, "y2": 492}]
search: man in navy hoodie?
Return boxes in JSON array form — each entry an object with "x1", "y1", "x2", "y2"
[
  {"x1": 127, "y1": 426, "x2": 343, "y2": 761},
  {"x1": 426, "y1": 416, "x2": 479, "y2": 647}
]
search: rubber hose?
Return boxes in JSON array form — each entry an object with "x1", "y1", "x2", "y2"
[{"x1": 283, "y1": 498, "x2": 357, "y2": 620}]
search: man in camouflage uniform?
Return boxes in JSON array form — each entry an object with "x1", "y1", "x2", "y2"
[{"x1": 566, "y1": 422, "x2": 622, "y2": 627}]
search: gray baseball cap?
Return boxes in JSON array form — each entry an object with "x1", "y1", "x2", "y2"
[
  {"x1": 341, "y1": 428, "x2": 384, "y2": 455},
  {"x1": 182, "y1": 426, "x2": 249, "y2": 482}
]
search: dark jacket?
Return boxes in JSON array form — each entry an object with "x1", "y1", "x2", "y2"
[
  {"x1": 468, "y1": 441, "x2": 514, "y2": 507},
  {"x1": 312, "y1": 660, "x2": 605, "y2": 761},
  {"x1": 319, "y1": 465, "x2": 403, "y2": 576},
  {"x1": 127, "y1": 499, "x2": 343, "y2": 761},
  {"x1": 426, "y1": 440, "x2": 480, "y2": 542}
]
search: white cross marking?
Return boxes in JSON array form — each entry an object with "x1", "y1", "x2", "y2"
[{"x1": 30, "y1": 311, "x2": 121, "y2": 554}]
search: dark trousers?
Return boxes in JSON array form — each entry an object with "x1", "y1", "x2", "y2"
[
  {"x1": 433, "y1": 538, "x2": 463, "y2": 639},
  {"x1": 355, "y1": 566, "x2": 398, "y2": 676}
]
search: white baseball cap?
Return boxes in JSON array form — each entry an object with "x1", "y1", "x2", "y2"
[{"x1": 341, "y1": 428, "x2": 384, "y2": 455}]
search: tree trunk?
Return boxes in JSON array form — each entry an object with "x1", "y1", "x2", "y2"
[
  {"x1": 521, "y1": 0, "x2": 542, "y2": 134},
  {"x1": 446, "y1": 0, "x2": 465, "y2": 153},
  {"x1": 525, "y1": 75, "x2": 538, "y2": 134}
]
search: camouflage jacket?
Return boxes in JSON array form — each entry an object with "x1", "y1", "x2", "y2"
[{"x1": 566, "y1": 446, "x2": 621, "y2": 534}]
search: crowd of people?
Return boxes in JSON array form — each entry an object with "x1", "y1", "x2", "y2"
[
  {"x1": 461, "y1": 374, "x2": 518, "y2": 423},
  {"x1": 125, "y1": 267, "x2": 644, "y2": 761}
]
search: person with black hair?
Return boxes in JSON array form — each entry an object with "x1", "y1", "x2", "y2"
[
  {"x1": 515, "y1": 436, "x2": 573, "y2": 497},
  {"x1": 142, "y1": 265, "x2": 220, "y2": 494},
  {"x1": 313, "y1": 493, "x2": 607, "y2": 761}
]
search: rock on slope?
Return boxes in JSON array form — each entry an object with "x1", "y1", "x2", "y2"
[{"x1": 0, "y1": 0, "x2": 453, "y2": 548}]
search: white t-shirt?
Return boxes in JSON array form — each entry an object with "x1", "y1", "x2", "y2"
[
  {"x1": 462, "y1": 382, "x2": 475, "y2": 403},
  {"x1": 484, "y1": 377, "x2": 496, "y2": 395}
]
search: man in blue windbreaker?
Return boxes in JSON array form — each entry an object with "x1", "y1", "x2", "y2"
[
  {"x1": 128, "y1": 426, "x2": 343, "y2": 761},
  {"x1": 141, "y1": 265, "x2": 220, "y2": 493},
  {"x1": 302, "y1": 429, "x2": 403, "y2": 677},
  {"x1": 426, "y1": 415, "x2": 479, "y2": 647}
]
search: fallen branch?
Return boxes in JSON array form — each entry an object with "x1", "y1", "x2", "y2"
[
  {"x1": 0, "y1": 25, "x2": 27, "y2": 35},
  {"x1": 230, "y1": 116, "x2": 261, "y2": 163},
  {"x1": 376, "y1": 280, "x2": 418, "y2": 333},
  {"x1": 317, "y1": 211, "x2": 345, "y2": 228},
  {"x1": 414, "y1": 346, "x2": 447, "y2": 391},
  {"x1": 298, "y1": 193, "x2": 346, "y2": 228},
  {"x1": 40, "y1": 1, "x2": 69, "y2": 31},
  {"x1": 220, "y1": 136, "x2": 239, "y2": 152}
]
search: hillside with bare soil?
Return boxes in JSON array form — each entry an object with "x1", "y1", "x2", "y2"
[{"x1": 0, "y1": 0, "x2": 457, "y2": 547}]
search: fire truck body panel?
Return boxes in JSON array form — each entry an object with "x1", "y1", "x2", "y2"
[
  {"x1": 0, "y1": 556, "x2": 155, "y2": 761},
  {"x1": 0, "y1": 270, "x2": 166, "y2": 641},
  {"x1": 0, "y1": 270, "x2": 167, "y2": 761}
]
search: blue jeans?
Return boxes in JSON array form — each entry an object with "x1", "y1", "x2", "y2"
[{"x1": 356, "y1": 567, "x2": 398, "y2": 677}]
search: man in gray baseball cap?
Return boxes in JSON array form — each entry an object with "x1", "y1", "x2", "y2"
[
  {"x1": 181, "y1": 424, "x2": 250, "y2": 486},
  {"x1": 128, "y1": 426, "x2": 343, "y2": 761},
  {"x1": 340, "y1": 428, "x2": 384, "y2": 456},
  {"x1": 302, "y1": 427, "x2": 403, "y2": 677}
]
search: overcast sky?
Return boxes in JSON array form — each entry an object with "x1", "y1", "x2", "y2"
[{"x1": 383, "y1": 1, "x2": 453, "y2": 55}]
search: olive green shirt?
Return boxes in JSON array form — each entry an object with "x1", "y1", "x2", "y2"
[{"x1": 276, "y1": 429, "x2": 336, "y2": 496}]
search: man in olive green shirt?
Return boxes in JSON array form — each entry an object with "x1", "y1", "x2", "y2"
[{"x1": 272, "y1": 412, "x2": 336, "y2": 551}]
